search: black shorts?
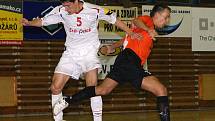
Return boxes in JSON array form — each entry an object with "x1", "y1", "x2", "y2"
[{"x1": 106, "y1": 48, "x2": 152, "y2": 90}]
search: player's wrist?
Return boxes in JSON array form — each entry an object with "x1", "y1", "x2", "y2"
[{"x1": 26, "y1": 21, "x2": 31, "y2": 26}]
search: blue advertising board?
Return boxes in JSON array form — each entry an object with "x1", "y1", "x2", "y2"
[{"x1": 23, "y1": 1, "x2": 66, "y2": 40}]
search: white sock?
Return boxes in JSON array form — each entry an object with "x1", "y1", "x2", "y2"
[
  {"x1": 52, "y1": 92, "x2": 63, "y2": 121},
  {"x1": 91, "y1": 96, "x2": 103, "y2": 121}
]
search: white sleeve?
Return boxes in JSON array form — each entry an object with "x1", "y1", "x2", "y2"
[
  {"x1": 98, "y1": 8, "x2": 117, "y2": 24},
  {"x1": 41, "y1": 6, "x2": 64, "y2": 26},
  {"x1": 84, "y1": 2, "x2": 101, "y2": 9},
  {"x1": 83, "y1": 2, "x2": 116, "y2": 24}
]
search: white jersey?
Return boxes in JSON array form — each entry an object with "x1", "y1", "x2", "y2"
[{"x1": 42, "y1": 2, "x2": 116, "y2": 49}]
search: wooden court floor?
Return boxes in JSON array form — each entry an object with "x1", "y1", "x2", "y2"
[{"x1": 1, "y1": 110, "x2": 215, "y2": 121}]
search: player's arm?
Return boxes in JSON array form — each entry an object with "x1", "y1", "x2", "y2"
[
  {"x1": 114, "y1": 19, "x2": 132, "y2": 35},
  {"x1": 98, "y1": 8, "x2": 142, "y2": 40},
  {"x1": 21, "y1": 18, "x2": 42, "y2": 27},
  {"x1": 132, "y1": 17, "x2": 157, "y2": 40},
  {"x1": 132, "y1": 17, "x2": 150, "y2": 32},
  {"x1": 100, "y1": 39, "x2": 124, "y2": 55},
  {"x1": 114, "y1": 19, "x2": 142, "y2": 40},
  {"x1": 21, "y1": 6, "x2": 64, "y2": 27}
]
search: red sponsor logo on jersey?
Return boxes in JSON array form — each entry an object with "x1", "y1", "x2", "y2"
[{"x1": 69, "y1": 28, "x2": 91, "y2": 34}]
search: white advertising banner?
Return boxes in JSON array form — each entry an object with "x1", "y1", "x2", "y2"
[
  {"x1": 98, "y1": 6, "x2": 138, "y2": 39},
  {"x1": 192, "y1": 7, "x2": 215, "y2": 51},
  {"x1": 142, "y1": 5, "x2": 192, "y2": 37}
]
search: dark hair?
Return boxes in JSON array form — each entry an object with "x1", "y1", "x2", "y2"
[{"x1": 150, "y1": 4, "x2": 171, "y2": 17}]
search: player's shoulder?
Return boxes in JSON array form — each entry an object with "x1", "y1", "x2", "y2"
[
  {"x1": 83, "y1": 2, "x2": 114, "y2": 15},
  {"x1": 52, "y1": 5, "x2": 63, "y2": 12},
  {"x1": 84, "y1": 2, "x2": 102, "y2": 9},
  {"x1": 138, "y1": 15, "x2": 153, "y2": 23},
  {"x1": 138, "y1": 15, "x2": 151, "y2": 20},
  {"x1": 50, "y1": 5, "x2": 66, "y2": 14},
  {"x1": 83, "y1": 2, "x2": 103, "y2": 13}
]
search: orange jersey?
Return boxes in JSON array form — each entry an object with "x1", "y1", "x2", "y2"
[{"x1": 123, "y1": 15, "x2": 154, "y2": 65}]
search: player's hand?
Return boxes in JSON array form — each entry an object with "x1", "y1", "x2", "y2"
[
  {"x1": 20, "y1": 18, "x2": 30, "y2": 26},
  {"x1": 130, "y1": 32, "x2": 143, "y2": 40},
  {"x1": 100, "y1": 45, "x2": 115, "y2": 55},
  {"x1": 147, "y1": 29, "x2": 158, "y2": 41}
]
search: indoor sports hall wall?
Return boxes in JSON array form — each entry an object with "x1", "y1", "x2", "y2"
[
  {"x1": 1, "y1": 0, "x2": 215, "y2": 116},
  {"x1": 1, "y1": 37, "x2": 215, "y2": 115}
]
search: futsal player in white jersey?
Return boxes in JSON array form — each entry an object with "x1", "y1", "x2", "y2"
[{"x1": 21, "y1": 0, "x2": 141, "y2": 121}]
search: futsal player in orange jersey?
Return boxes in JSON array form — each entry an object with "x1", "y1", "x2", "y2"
[{"x1": 54, "y1": 3, "x2": 171, "y2": 121}]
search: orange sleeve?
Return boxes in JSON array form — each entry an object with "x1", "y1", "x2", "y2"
[
  {"x1": 137, "y1": 15, "x2": 150, "y2": 23},
  {"x1": 137, "y1": 15, "x2": 154, "y2": 29}
]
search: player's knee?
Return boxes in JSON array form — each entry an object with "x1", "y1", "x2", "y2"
[
  {"x1": 97, "y1": 88, "x2": 111, "y2": 95},
  {"x1": 50, "y1": 84, "x2": 62, "y2": 95},
  {"x1": 155, "y1": 85, "x2": 167, "y2": 96},
  {"x1": 146, "y1": 76, "x2": 168, "y2": 96}
]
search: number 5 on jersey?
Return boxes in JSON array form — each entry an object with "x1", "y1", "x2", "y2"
[{"x1": 77, "y1": 17, "x2": 82, "y2": 26}]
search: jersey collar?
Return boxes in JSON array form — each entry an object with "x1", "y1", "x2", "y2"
[{"x1": 75, "y1": 7, "x2": 83, "y2": 14}]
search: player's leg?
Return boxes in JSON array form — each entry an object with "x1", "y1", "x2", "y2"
[
  {"x1": 53, "y1": 45, "x2": 121, "y2": 116},
  {"x1": 52, "y1": 47, "x2": 85, "y2": 117},
  {"x1": 96, "y1": 78, "x2": 118, "y2": 95},
  {"x1": 141, "y1": 76, "x2": 170, "y2": 121},
  {"x1": 51, "y1": 73, "x2": 70, "y2": 121},
  {"x1": 85, "y1": 68, "x2": 103, "y2": 121},
  {"x1": 84, "y1": 69, "x2": 119, "y2": 121},
  {"x1": 54, "y1": 77, "x2": 118, "y2": 108},
  {"x1": 64, "y1": 77, "x2": 118, "y2": 103}
]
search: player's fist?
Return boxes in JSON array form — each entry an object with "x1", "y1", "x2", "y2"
[
  {"x1": 147, "y1": 29, "x2": 157, "y2": 41},
  {"x1": 100, "y1": 45, "x2": 115, "y2": 55},
  {"x1": 20, "y1": 18, "x2": 29, "y2": 26}
]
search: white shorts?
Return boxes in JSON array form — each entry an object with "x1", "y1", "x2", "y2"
[{"x1": 54, "y1": 44, "x2": 101, "y2": 80}]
